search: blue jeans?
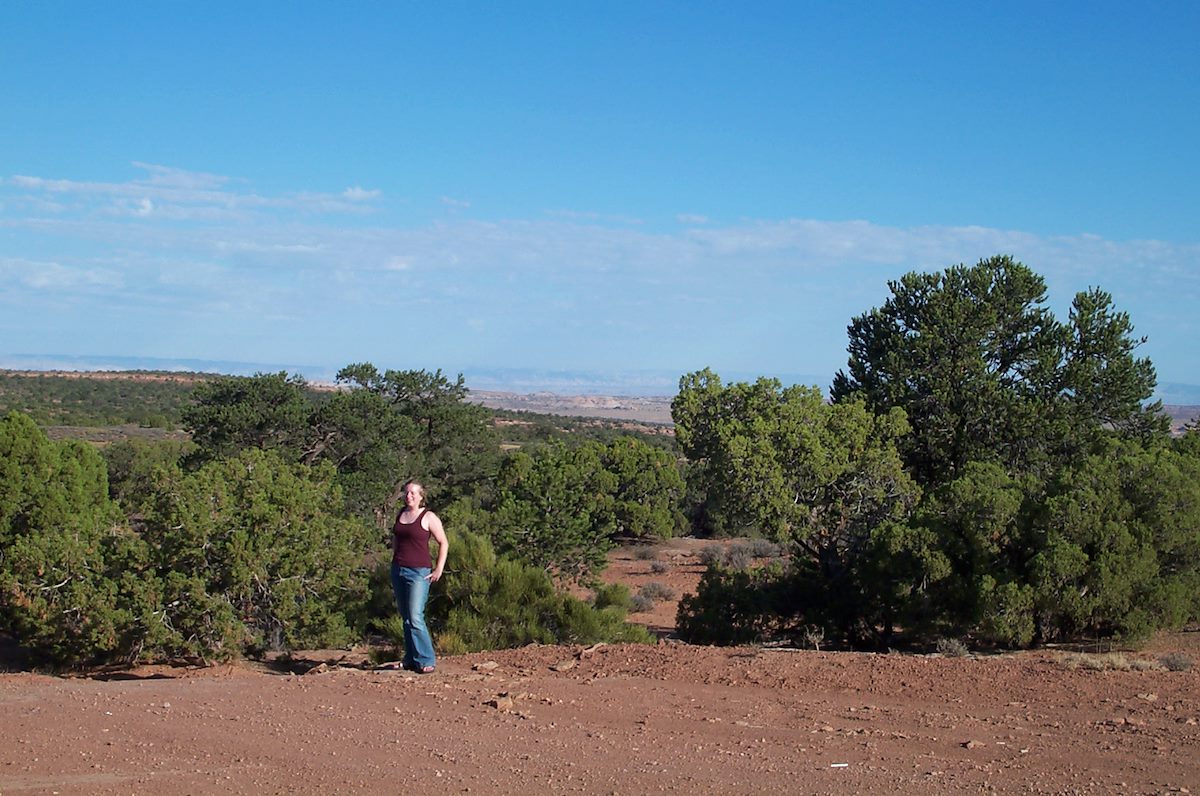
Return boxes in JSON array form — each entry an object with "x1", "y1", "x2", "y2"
[{"x1": 390, "y1": 564, "x2": 436, "y2": 670}]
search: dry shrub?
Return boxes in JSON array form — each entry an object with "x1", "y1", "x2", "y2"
[
  {"x1": 1159, "y1": 652, "x2": 1194, "y2": 672},
  {"x1": 935, "y1": 637, "x2": 971, "y2": 658},
  {"x1": 639, "y1": 582, "x2": 676, "y2": 602},
  {"x1": 633, "y1": 545, "x2": 661, "y2": 561},
  {"x1": 630, "y1": 594, "x2": 655, "y2": 613},
  {"x1": 698, "y1": 545, "x2": 725, "y2": 568}
]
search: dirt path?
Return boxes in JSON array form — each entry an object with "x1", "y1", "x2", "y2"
[
  {"x1": 3, "y1": 537, "x2": 1198, "y2": 794},
  {"x1": 3, "y1": 641, "x2": 1198, "y2": 795}
]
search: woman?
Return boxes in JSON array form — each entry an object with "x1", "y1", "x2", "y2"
[{"x1": 390, "y1": 479, "x2": 448, "y2": 673}]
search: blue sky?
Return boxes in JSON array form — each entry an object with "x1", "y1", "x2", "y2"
[{"x1": 2, "y1": 2, "x2": 1198, "y2": 396}]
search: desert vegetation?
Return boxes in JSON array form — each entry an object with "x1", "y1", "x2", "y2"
[{"x1": 2, "y1": 255, "x2": 1198, "y2": 669}]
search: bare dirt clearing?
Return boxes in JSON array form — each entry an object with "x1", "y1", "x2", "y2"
[{"x1": 3, "y1": 540, "x2": 1198, "y2": 795}]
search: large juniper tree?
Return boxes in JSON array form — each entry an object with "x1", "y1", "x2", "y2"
[{"x1": 831, "y1": 255, "x2": 1163, "y2": 485}]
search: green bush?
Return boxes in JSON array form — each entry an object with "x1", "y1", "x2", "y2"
[
  {"x1": 0, "y1": 412, "x2": 136, "y2": 665},
  {"x1": 592, "y1": 581, "x2": 635, "y2": 612},
  {"x1": 676, "y1": 561, "x2": 790, "y2": 645},
  {"x1": 429, "y1": 530, "x2": 652, "y2": 653},
  {"x1": 135, "y1": 449, "x2": 375, "y2": 659}
]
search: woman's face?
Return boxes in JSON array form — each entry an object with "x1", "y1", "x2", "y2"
[{"x1": 404, "y1": 484, "x2": 424, "y2": 509}]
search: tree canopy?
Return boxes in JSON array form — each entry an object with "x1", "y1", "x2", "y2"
[{"x1": 831, "y1": 255, "x2": 1163, "y2": 485}]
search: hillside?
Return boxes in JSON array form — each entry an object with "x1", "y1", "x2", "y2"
[{"x1": 7, "y1": 369, "x2": 1197, "y2": 433}]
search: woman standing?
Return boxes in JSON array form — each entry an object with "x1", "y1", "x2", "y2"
[{"x1": 390, "y1": 479, "x2": 448, "y2": 673}]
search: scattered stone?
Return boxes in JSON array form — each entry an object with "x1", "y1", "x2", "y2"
[
  {"x1": 551, "y1": 660, "x2": 576, "y2": 672},
  {"x1": 473, "y1": 661, "x2": 500, "y2": 671}
]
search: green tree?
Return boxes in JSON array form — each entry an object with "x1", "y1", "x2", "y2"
[
  {"x1": 304, "y1": 387, "x2": 420, "y2": 524},
  {"x1": 910, "y1": 462, "x2": 1036, "y2": 644},
  {"x1": 831, "y1": 256, "x2": 1063, "y2": 484},
  {"x1": 0, "y1": 412, "x2": 136, "y2": 664},
  {"x1": 183, "y1": 372, "x2": 311, "y2": 463},
  {"x1": 101, "y1": 437, "x2": 194, "y2": 510},
  {"x1": 136, "y1": 448, "x2": 375, "y2": 658},
  {"x1": 1030, "y1": 440, "x2": 1200, "y2": 642},
  {"x1": 490, "y1": 442, "x2": 619, "y2": 582},
  {"x1": 1059, "y1": 287, "x2": 1167, "y2": 449},
  {"x1": 831, "y1": 256, "x2": 1164, "y2": 485},
  {"x1": 331, "y1": 364, "x2": 500, "y2": 519},
  {"x1": 598, "y1": 437, "x2": 687, "y2": 541},
  {"x1": 672, "y1": 372, "x2": 920, "y2": 643},
  {"x1": 181, "y1": 364, "x2": 499, "y2": 526},
  {"x1": 671, "y1": 368, "x2": 758, "y2": 535}
]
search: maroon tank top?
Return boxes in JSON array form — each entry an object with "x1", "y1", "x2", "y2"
[{"x1": 392, "y1": 508, "x2": 433, "y2": 568}]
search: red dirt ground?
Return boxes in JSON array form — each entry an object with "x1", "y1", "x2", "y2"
[{"x1": 3, "y1": 538, "x2": 1198, "y2": 795}]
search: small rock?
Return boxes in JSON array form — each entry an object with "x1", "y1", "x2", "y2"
[
  {"x1": 551, "y1": 660, "x2": 576, "y2": 672},
  {"x1": 473, "y1": 661, "x2": 499, "y2": 671}
]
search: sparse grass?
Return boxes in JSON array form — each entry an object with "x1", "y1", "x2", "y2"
[
  {"x1": 699, "y1": 540, "x2": 782, "y2": 571},
  {"x1": 1059, "y1": 652, "x2": 1166, "y2": 672},
  {"x1": 1062, "y1": 652, "x2": 1129, "y2": 671},
  {"x1": 649, "y1": 560, "x2": 670, "y2": 574}
]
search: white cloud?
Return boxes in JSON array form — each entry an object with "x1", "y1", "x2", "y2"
[
  {"x1": 4, "y1": 164, "x2": 382, "y2": 223},
  {"x1": 343, "y1": 186, "x2": 381, "y2": 201},
  {"x1": 0, "y1": 257, "x2": 121, "y2": 291},
  {"x1": 4, "y1": 164, "x2": 1198, "y2": 383},
  {"x1": 131, "y1": 162, "x2": 229, "y2": 190}
]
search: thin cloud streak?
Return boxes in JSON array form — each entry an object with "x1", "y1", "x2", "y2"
[
  {"x1": 6, "y1": 163, "x2": 382, "y2": 221},
  {"x1": 2, "y1": 166, "x2": 1197, "y2": 386}
]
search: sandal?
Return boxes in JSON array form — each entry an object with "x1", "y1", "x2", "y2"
[{"x1": 418, "y1": 665, "x2": 436, "y2": 674}]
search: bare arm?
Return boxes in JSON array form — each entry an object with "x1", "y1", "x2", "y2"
[{"x1": 425, "y1": 511, "x2": 449, "y2": 582}]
